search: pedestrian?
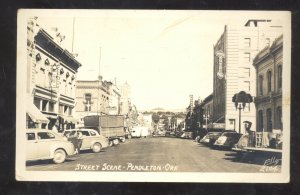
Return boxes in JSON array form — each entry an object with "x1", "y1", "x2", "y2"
[
  {"x1": 74, "y1": 132, "x2": 83, "y2": 154},
  {"x1": 68, "y1": 131, "x2": 83, "y2": 155}
]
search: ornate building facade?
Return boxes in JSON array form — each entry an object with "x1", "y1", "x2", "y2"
[
  {"x1": 26, "y1": 18, "x2": 81, "y2": 131},
  {"x1": 253, "y1": 35, "x2": 283, "y2": 132},
  {"x1": 75, "y1": 77, "x2": 111, "y2": 117},
  {"x1": 212, "y1": 19, "x2": 282, "y2": 134}
]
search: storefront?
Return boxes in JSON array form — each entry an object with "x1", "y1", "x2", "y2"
[{"x1": 26, "y1": 96, "x2": 49, "y2": 129}]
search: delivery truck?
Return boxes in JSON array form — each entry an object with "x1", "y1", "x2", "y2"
[{"x1": 84, "y1": 115, "x2": 126, "y2": 146}]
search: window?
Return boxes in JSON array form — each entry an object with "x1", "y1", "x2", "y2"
[
  {"x1": 258, "y1": 110, "x2": 263, "y2": 131},
  {"x1": 266, "y1": 38, "x2": 270, "y2": 46},
  {"x1": 42, "y1": 100, "x2": 48, "y2": 111},
  {"x1": 243, "y1": 81, "x2": 250, "y2": 92},
  {"x1": 34, "y1": 97, "x2": 40, "y2": 109},
  {"x1": 80, "y1": 131, "x2": 90, "y2": 136},
  {"x1": 37, "y1": 132, "x2": 55, "y2": 140},
  {"x1": 266, "y1": 108, "x2": 272, "y2": 132},
  {"x1": 277, "y1": 107, "x2": 282, "y2": 130},
  {"x1": 244, "y1": 38, "x2": 251, "y2": 47},
  {"x1": 68, "y1": 107, "x2": 72, "y2": 116},
  {"x1": 48, "y1": 72, "x2": 52, "y2": 85},
  {"x1": 259, "y1": 76, "x2": 264, "y2": 96},
  {"x1": 278, "y1": 65, "x2": 282, "y2": 90},
  {"x1": 27, "y1": 133, "x2": 36, "y2": 140},
  {"x1": 244, "y1": 52, "x2": 251, "y2": 63},
  {"x1": 85, "y1": 93, "x2": 92, "y2": 111},
  {"x1": 49, "y1": 101, "x2": 54, "y2": 112},
  {"x1": 64, "y1": 105, "x2": 68, "y2": 114},
  {"x1": 267, "y1": 71, "x2": 272, "y2": 92},
  {"x1": 90, "y1": 131, "x2": 97, "y2": 136},
  {"x1": 59, "y1": 104, "x2": 64, "y2": 114}
]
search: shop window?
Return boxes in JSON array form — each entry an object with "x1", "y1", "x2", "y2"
[
  {"x1": 267, "y1": 70, "x2": 272, "y2": 92},
  {"x1": 278, "y1": 65, "x2": 282, "y2": 90}
]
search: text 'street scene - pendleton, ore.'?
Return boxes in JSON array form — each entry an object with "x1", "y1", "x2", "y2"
[{"x1": 16, "y1": 10, "x2": 291, "y2": 182}]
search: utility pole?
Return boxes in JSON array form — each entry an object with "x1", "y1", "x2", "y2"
[{"x1": 97, "y1": 47, "x2": 102, "y2": 116}]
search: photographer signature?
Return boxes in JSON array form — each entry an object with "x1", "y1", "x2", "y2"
[{"x1": 259, "y1": 157, "x2": 281, "y2": 172}]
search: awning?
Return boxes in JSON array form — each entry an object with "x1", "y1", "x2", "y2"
[
  {"x1": 59, "y1": 115, "x2": 78, "y2": 123},
  {"x1": 26, "y1": 96, "x2": 49, "y2": 124}
]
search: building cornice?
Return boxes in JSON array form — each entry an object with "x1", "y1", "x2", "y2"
[{"x1": 34, "y1": 29, "x2": 82, "y2": 72}]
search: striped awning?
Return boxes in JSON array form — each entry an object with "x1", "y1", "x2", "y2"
[{"x1": 26, "y1": 96, "x2": 49, "y2": 124}]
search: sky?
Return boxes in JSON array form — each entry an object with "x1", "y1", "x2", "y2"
[{"x1": 34, "y1": 10, "x2": 287, "y2": 111}]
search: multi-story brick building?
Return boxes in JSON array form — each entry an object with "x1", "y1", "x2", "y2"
[
  {"x1": 75, "y1": 77, "x2": 111, "y2": 117},
  {"x1": 26, "y1": 18, "x2": 81, "y2": 131},
  {"x1": 212, "y1": 19, "x2": 282, "y2": 134},
  {"x1": 253, "y1": 35, "x2": 283, "y2": 132}
]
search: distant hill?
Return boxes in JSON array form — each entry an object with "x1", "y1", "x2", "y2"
[{"x1": 144, "y1": 108, "x2": 185, "y2": 113}]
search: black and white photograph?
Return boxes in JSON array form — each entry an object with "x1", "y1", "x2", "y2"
[{"x1": 16, "y1": 9, "x2": 291, "y2": 182}]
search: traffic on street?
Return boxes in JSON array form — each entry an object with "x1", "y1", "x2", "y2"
[{"x1": 26, "y1": 134, "x2": 280, "y2": 173}]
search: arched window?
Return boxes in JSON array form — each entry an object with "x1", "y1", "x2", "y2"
[
  {"x1": 278, "y1": 65, "x2": 282, "y2": 90},
  {"x1": 267, "y1": 71, "x2": 272, "y2": 92},
  {"x1": 258, "y1": 110, "x2": 264, "y2": 131},
  {"x1": 277, "y1": 106, "x2": 282, "y2": 130},
  {"x1": 266, "y1": 108, "x2": 272, "y2": 132},
  {"x1": 259, "y1": 75, "x2": 264, "y2": 96}
]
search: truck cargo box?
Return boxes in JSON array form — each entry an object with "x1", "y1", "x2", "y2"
[{"x1": 84, "y1": 115, "x2": 125, "y2": 139}]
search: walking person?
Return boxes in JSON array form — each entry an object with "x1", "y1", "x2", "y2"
[{"x1": 68, "y1": 131, "x2": 83, "y2": 155}]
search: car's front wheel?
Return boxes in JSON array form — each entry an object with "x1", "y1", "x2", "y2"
[
  {"x1": 92, "y1": 142, "x2": 102, "y2": 153},
  {"x1": 53, "y1": 149, "x2": 66, "y2": 164}
]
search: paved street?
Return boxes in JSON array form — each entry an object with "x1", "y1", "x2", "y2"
[{"x1": 26, "y1": 136, "x2": 280, "y2": 172}]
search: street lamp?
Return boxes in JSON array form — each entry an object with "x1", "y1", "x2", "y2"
[
  {"x1": 203, "y1": 113, "x2": 210, "y2": 132},
  {"x1": 232, "y1": 91, "x2": 253, "y2": 134}
]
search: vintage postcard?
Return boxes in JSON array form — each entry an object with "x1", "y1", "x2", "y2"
[{"x1": 16, "y1": 9, "x2": 291, "y2": 182}]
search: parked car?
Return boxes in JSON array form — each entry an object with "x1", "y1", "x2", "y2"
[
  {"x1": 199, "y1": 131, "x2": 223, "y2": 146},
  {"x1": 26, "y1": 129, "x2": 75, "y2": 164},
  {"x1": 64, "y1": 129, "x2": 109, "y2": 153},
  {"x1": 180, "y1": 131, "x2": 193, "y2": 139},
  {"x1": 214, "y1": 131, "x2": 243, "y2": 149},
  {"x1": 165, "y1": 130, "x2": 175, "y2": 137}
]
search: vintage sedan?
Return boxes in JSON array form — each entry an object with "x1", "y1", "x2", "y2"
[
  {"x1": 214, "y1": 131, "x2": 243, "y2": 149},
  {"x1": 199, "y1": 131, "x2": 223, "y2": 146},
  {"x1": 64, "y1": 129, "x2": 109, "y2": 153},
  {"x1": 26, "y1": 129, "x2": 75, "y2": 164}
]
